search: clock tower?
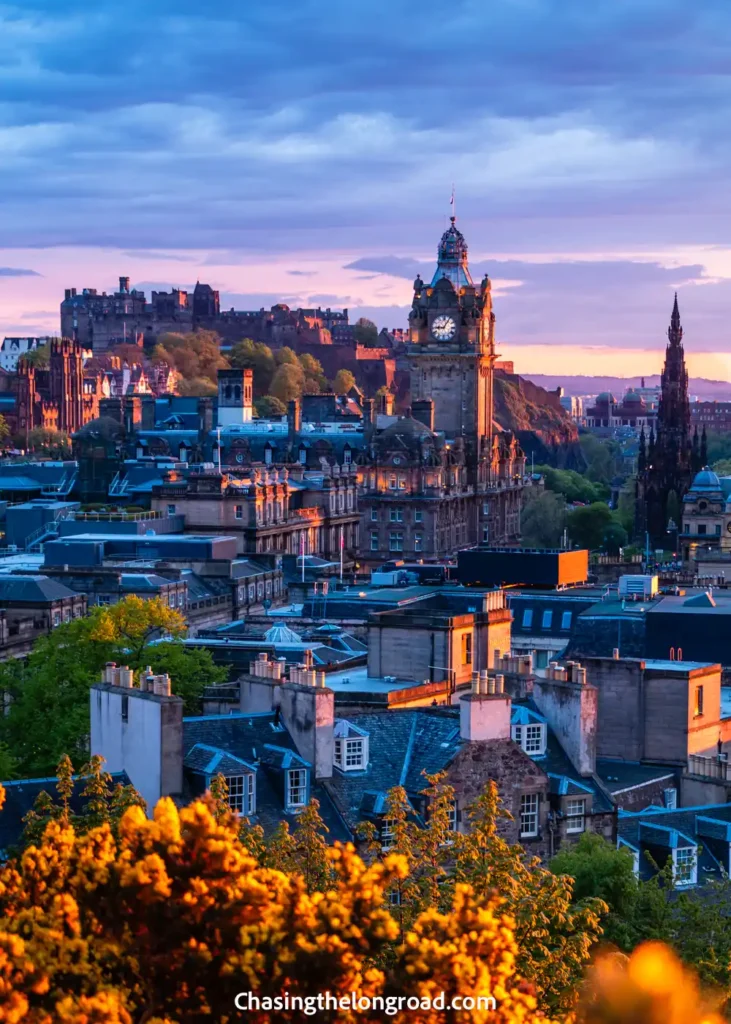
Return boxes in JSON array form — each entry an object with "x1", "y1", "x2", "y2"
[{"x1": 407, "y1": 217, "x2": 496, "y2": 459}]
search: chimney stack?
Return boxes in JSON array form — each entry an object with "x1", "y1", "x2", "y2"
[{"x1": 459, "y1": 682, "x2": 512, "y2": 742}]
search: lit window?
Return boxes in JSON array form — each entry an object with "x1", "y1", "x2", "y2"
[
  {"x1": 561, "y1": 611, "x2": 572, "y2": 630},
  {"x1": 287, "y1": 768, "x2": 307, "y2": 808},
  {"x1": 695, "y1": 685, "x2": 704, "y2": 716},
  {"x1": 235, "y1": 504, "x2": 244, "y2": 520},
  {"x1": 398, "y1": 477, "x2": 406, "y2": 489},
  {"x1": 371, "y1": 508, "x2": 378, "y2": 522},
  {"x1": 522, "y1": 609, "x2": 533, "y2": 629},
  {"x1": 414, "y1": 510, "x2": 423, "y2": 522},
  {"x1": 370, "y1": 531, "x2": 379, "y2": 552},
  {"x1": 519, "y1": 793, "x2": 539, "y2": 837},
  {"x1": 542, "y1": 610, "x2": 552, "y2": 629},
  {"x1": 565, "y1": 798, "x2": 586, "y2": 833},
  {"x1": 462, "y1": 633, "x2": 472, "y2": 665},
  {"x1": 673, "y1": 847, "x2": 697, "y2": 887},
  {"x1": 226, "y1": 774, "x2": 256, "y2": 815},
  {"x1": 389, "y1": 476, "x2": 397, "y2": 489}
]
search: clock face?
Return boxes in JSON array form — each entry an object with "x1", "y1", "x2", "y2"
[{"x1": 431, "y1": 314, "x2": 456, "y2": 341}]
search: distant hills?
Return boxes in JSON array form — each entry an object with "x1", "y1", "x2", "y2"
[{"x1": 524, "y1": 374, "x2": 731, "y2": 401}]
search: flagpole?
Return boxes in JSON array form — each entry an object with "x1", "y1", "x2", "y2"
[
  {"x1": 340, "y1": 524, "x2": 344, "y2": 582},
  {"x1": 300, "y1": 532, "x2": 305, "y2": 584}
]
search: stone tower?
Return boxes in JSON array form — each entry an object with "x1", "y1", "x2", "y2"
[
  {"x1": 636, "y1": 295, "x2": 695, "y2": 545},
  {"x1": 49, "y1": 338, "x2": 84, "y2": 434},
  {"x1": 407, "y1": 217, "x2": 496, "y2": 483}
]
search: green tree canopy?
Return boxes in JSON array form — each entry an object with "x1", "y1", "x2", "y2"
[
  {"x1": 521, "y1": 490, "x2": 566, "y2": 548},
  {"x1": 18, "y1": 345, "x2": 50, "y2": 369},
  {"x1": 228, "y1": 339, "x2": 276, "y2": 395},
  {"x1": 566, "y1": 502, "x2": 615, "y2": 551},
  {"x1": 353, "y1": 317, "x2": 379, "y2": 346},
  {"x1": 254, "y1": 395, "x2": 287, "y2": 418}
]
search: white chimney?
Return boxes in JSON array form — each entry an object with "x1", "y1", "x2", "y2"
[{"x1": 459, "y1": 687, "x2": 512, "y2": 742}]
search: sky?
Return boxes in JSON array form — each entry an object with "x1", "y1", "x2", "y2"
[{"x1": 2, "y1": 0, "x2": 731, "y2": 378}]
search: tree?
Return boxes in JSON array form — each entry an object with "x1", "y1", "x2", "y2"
[
  {"x1": 270, "y1": 362, "x2": 305, "y2": 403},
  {"x1": 0, "y1": 598, "x2": 224, "y2": 776},
  {"x1": 521, "y1": 491, "x2": 565, "y2": 548},
  {"x1": 275, "y1": 345, "x2": 300, "y2": 366},
  {"x1": 25, "y1": 427, "x2": 71, "y2": 458},
  {"x1": 0, "y1": 415, "x2": 9, "y2": 445},
  {"x1": 18, "y1": 345, "x2": 50, "y2": 369},
  {"x1": 176, "y1": 375, "x2": 218, "y2": 397},
  {"x1": 551, "y1": 833, "x2": 639, "y2": 949},
  {"x1": 353, "y1": 317, "x2": 379, "y2": 347},
  {"x1": 332, "y1": 369, "x2": 356, "y2": 395},
  {"x1": 567, "y1": 502, "x2": 614, "y2": 551},
  {"x1": 254, "y1": 395, "x2": 287, "y2": 418},
  {"x1": 229, "y1": 339, "x2": 276, "y2": 395},
  {"x1": 536, "y1": 465, "x2": 607, "y2": 505},
  {"x1": 89, "y1": 595, "x2": 186, "y2": 666},
  {"x1": 711, "y1": 458, "x2": 731, "y2": 477},
  {"x1": 153, "y1": 330, "x2": 229, "y2": 382},
  {"x1": 0, "y1": 786, "x2": 555, "y2": 1024},
  {"x1": 579, "y1": 434, "x2": 619, "y2": 486}
]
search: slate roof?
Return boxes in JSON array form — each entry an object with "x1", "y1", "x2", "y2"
[
  {"x1": 327, "y1": 708, "x2": 463, "y2": 828},
  {"x1": 618, "y1": 803, "x2": 731, "y2": 883},
  {"x1": 0, "y1": 772, "x2": 131, "y2": 856},
  {"x1": 0, "y1": 574, "x2": 78, "y2": 603},
  {"x1": 182, "y1": 712, "x2": 350, "y2": 841},
  {"x1": 596, "y1": 759, "x2": 677, "y2": 794}
]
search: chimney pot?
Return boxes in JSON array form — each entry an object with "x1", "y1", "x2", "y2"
[{"x1": 612, "y1": 648, "x2": 620, "y2": 660}]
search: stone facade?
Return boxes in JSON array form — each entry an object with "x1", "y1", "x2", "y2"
[{"x1": 358, "y1": 218, "x2": 526, "y2": 565}]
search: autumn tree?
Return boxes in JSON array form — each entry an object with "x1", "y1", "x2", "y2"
[
  {"x1": 270, "y1": 362, "x2": 305, "y2": 403},
  {"x1": 153, "y1": 329, "x2": 229, "y2": 382},
  {"x1": 333, "y1": 368, "x2": 356, "y2": 394},
  {"x1": 176, "y1": 376, "x2": 218, "y2": 397}
]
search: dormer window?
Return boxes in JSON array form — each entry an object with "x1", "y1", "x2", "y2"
[
  {"x1": 381, "y1": 817, "x2": 396, "y2": 850},
  {"x1": 286, "y1": 768, "x2": 308, "y2": 809},
  {"x1": 673, "y1": 846, "x2": 697, "y2": 887},
  {"x1": 227, "y1": 773, "x2": 256, "y2": 816},
  {"x1": 333, "y1": 720, "x2": 369, "y2": 771},
  {"x1": 343, "y1": 446, "x2": 352, "y2": 465},
  {"x1": 511, "y1": 721, "x2": 547, "y2": 757},
  {"x1": 264, "y1": 445, "x2": 273, "y2": 465}
]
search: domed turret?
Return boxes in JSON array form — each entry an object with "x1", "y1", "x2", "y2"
[
  {"x1": 690, "y1": 466, "x2": 721, "y2": 491},
  {"x1": 430, "y1": 216, "x2": 473, "y2": 289}
]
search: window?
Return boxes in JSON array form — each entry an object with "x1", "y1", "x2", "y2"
[
  {"x1": 388, "y1": 888, "x2": 401, "y2": 906},
  {"x1": 343, "y1": 447, "x2": 352, "y2": 465},
  {"x1": 561, "y1": 611, "x2": 572, "y2": 630},
  {"x1": 390, "y1": 507, "x2": 403, "y2": 522},
  {"x1": 448, "y1": 801, "x2": 458, "y2": 832},
  {"x1": 389, "y1": 475, "x2": 397, "y2": 490},
  {"x1": 398, "y1": 476, "x2": 406, "y2": 489},
  {"x1": 53, "y1": 611, "x2": 61, "y2": 627},
  {"x1": 235, "y1": 504, "x2": 244, "y2": 520},
  {"x1": 370, "y1": 531, "x2": 379, "y2": 552},
  {"x1": 482, "y1": 501, "x2": 490, "y2": 515},
  {"x1": 248, "y1": 584, "x2": 255, "y2": 602},
  {"x1": 565, "y1": 798, "x2": 586, "y2": 834},
  {"x1": 167, "y1": 504, "x2": 176, "y2": 516},
  {"x1": 389, "y1": 532, "x2": 404, "y2": 552},
  {"x1": 462, "y1": 633, "x2": 472, "y2": 665},
  {"x1": 169, "y1": 593, "x2": 177, "y2": 608},
  {"x1": 121, "y1": 695, "x2": 129, "y2": 723},
  {"x1": 698, "y1": 523, "x2": 707, "y2": 535},
  {"x1": 522, "y1": 609, "x2": 533, "y2": 629},
  {"x1": 381, "y1": 817, "x2": 396, "y2": 850},
  {"x1": 519, "y1": 794, "x2": 539, "y2": 838},
  {"x1": 334, "y1": 737, "x2": 367, "y2": 771},
  {"x1": 414, "y1": 533, "x2": 423, "y2": 552},
  {"x1": 482, "y1": 527, "x2": 490, "y2": 543},
  {"x1": 541, "y1": 610, "x2": 552, "y2": 629},
  {"x1": 371, "y1": 509, "x2": 378, "y2": 522},
  {"x1": 264, "y1": 447, "x2": 272, "y2": 465},
  {"x1": 695, "y1": 685, "x2": 704, "y2": 717},
  {"x1": 287, "y1": 768, "x2": 307, "y2": 808},
  {"x1": 664, "y1": 787, "x2": 677, "y2": 810},
  {"x1": 524, "y1": 724, "x2": 544, "y2": 755},
  {"x1": 226, "y1": 774, "x2": 256, "y2": 815},
  {"x1": 673, "y1": 846, "x2": 697, "y2": 887}
]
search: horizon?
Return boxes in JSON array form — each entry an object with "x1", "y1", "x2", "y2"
[{"x1": 3, "y1": 3, "x2": 731, "y2": 376}]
